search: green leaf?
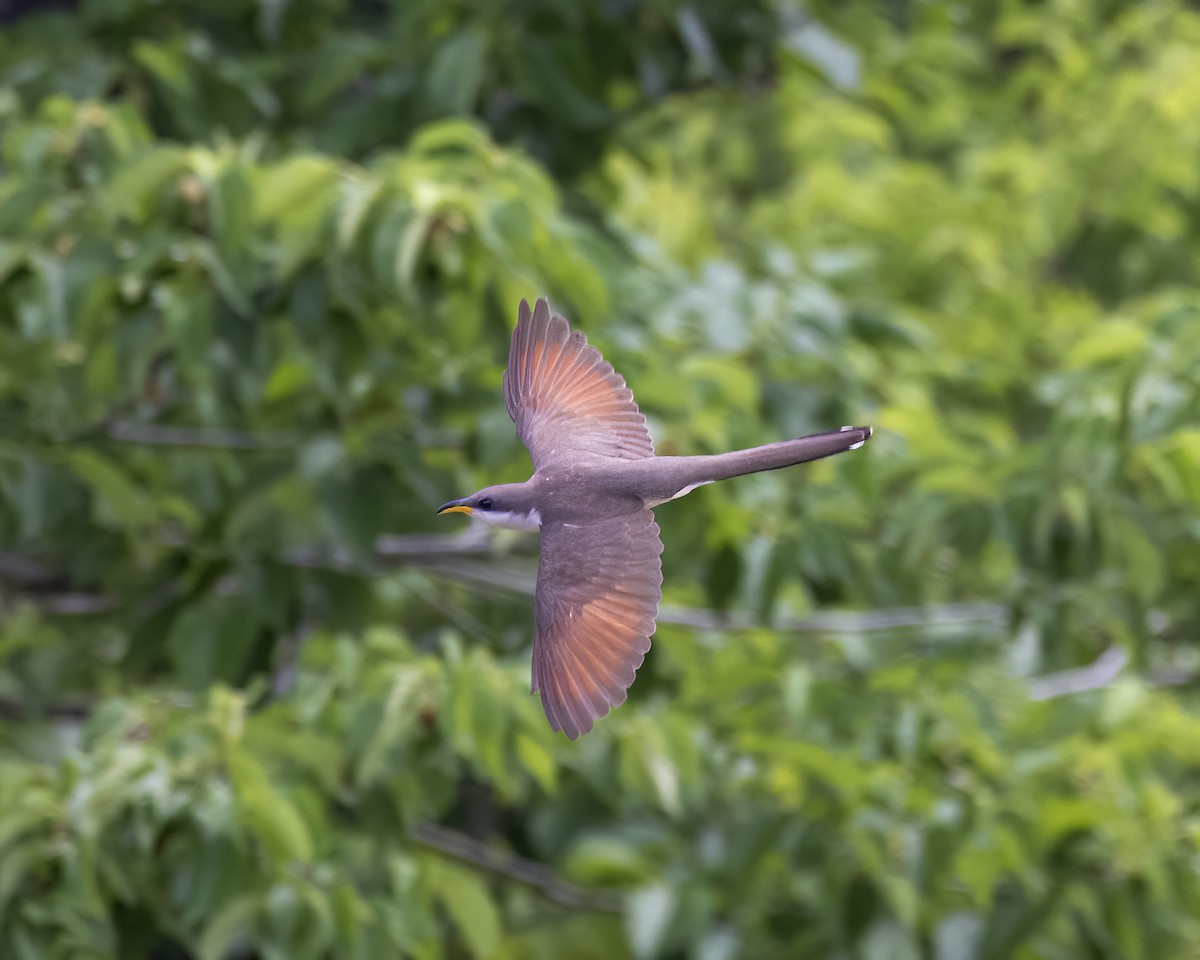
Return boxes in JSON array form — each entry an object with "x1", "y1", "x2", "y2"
[
  {"x1": 430, "y1": 860, "x2": 502, "y2": 959},
  {"x1": 1066, "y1": 320, "x2": 1148, "y2": 368},
  {"x1": 514, "y1": 733, "x2": 557, "y2": 795},
  {"x1": 105, "y1": 145, "x2": 189, "y2": 221},
  {"x1": 62, "y1": 449, "x2": 156, "y2": 533},
  {"x1": 199, "y1": 894, "x2": 261, "y2": 960},
  {"x1": 423, "y1": 29, "x2": 488, "y2": 117},
  {"x1": 228, "y1": 750, "x2": 314, "y2": 863}
]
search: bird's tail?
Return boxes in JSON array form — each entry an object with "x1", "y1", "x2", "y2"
[{"x1": 680, "y1": 425, "x2": 873, "y2": 484}]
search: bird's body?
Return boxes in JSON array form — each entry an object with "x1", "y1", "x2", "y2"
[{"x1": 439, "y1": 298, "x2": 872, "y2": 739}]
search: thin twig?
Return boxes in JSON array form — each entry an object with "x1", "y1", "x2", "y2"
[
  {"x1": 409, "y1": 821, "x2": 624, "y2": 912},
  {"x1": 0, "y1": 695, "x2": 93, "y2": 721},
  {"x1": 1028, "y1": 646, "x2": 1129, "y2": 700},
  {"x1": 0, "y1": 550, "x2": 116, "y2": 613},
  {"x1": 1, "y1": 534, "x2": 1008, "y2": 635},
  {"x1": 409, "y1": 556, "x2": 1007, "y2": 634},
  {"x1": 376, "y1": 529, "x2": 494, "y2": 557},
  {"x1": 105, "y1": 421, "x2": 298, "y2": 450},
  {"x1": 270, "y1": 618, "x2": 316, "y2": 699},
  {"x1": 29, "y1": 592, "x2": 118, "y2": 615},
  {"x1": 0, "y1": 550, "x2": 63, "y2": 589}
]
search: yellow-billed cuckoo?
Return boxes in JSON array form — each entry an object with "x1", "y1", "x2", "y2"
[{"x1": 439, "y1": 298, "x2": 872, "y2": 739}]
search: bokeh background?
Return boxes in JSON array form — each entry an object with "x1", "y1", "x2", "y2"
[{"x1": 3, "y1": 1, "x2": 1200, "y2": 957}]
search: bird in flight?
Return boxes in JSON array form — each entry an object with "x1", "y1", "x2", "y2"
[{"x1": 439, "y1": 298, "x2": 872, "y2": 739}]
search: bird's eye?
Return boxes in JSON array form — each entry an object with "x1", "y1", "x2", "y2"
[{"x1": 478, "y1": 497, "x2": 494, "y2": 510}]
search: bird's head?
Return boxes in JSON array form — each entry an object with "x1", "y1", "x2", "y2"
[{"x1": 436, "y1": 482, "x2": 542, "y2": 531}]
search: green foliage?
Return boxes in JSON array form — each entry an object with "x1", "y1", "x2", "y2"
[{"x1": 2, "y1": 1, "x2": 1200, "y2": 958}]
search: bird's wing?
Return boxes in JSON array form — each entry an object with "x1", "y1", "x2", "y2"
[
  {"x1": 532, "y1": 511, "x2": 663, "y2": 739},
  {"x1": 503, "y1": 297, "x2": 654, "y2": 470}
]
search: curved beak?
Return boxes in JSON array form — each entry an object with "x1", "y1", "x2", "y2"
[{"x1": 436, "y1": 498, "x2": 474, "y2": 517}]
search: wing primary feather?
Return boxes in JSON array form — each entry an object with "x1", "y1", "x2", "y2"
[
  {"x1": 569, "y1": 633, "x2": 625, "y2": 697},
  {"x1": 544, "y1": 646, "x2": 574, "y2": 736},
  {"x1": 558, "y1": 656, "x2": 596, "y2": 736},
  {"x1": 536, "y1": 647, "x2": 561, "y2": 729},
  {"x1": 572, "y1": 627, "x2": 638, "y2": 693},
  {"x1": 530, "y1": 643, "x2": 546, "y2": 695},
  {"x1": 525, "y1": 299, "x2": 552, "y2": 397},
  {"x1": 504, "y1": 297, "x2": 654, "y2": 468},
  {"x1": 563, "y1": 646, "x2": 612, "y2": 717},
  {"x1": 549, "y1": 657, "x2": 586, "y2": 739},
  {"x1": 532, "y1": 513, "x2": 664, "y2": 738}
]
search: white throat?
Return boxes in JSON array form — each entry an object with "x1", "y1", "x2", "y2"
[{"x1": 476, "y1": 508, "x2": 542, "y2": 532}]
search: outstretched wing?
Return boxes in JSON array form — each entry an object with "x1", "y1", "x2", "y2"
[
  {"x1": 532, "y1": 511, "x2": 664, "y2": 739},
  {"x1": 503, "y1": 298, "x2": 654, "y2": 470}
]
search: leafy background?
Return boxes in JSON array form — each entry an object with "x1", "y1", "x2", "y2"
[{"x1": 2, "y1": 0, "x2": 1200, "y2": 957}]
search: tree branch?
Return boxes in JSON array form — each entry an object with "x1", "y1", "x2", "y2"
[
  {"x1": 0, "y1": 549, "x2": 64, "y2": 589},
  {"x1": 0, "y1": 695, "x2": 93, "y2": 721},
  {"x1": 1027, "y1": 646, "x2": 1129, "y2": 700},
  {"x1": 409, "y1": 821, "x2": 624, "y2": 912},
  {"x1": 105, "y1": 420, "x2": 299, "y2": 450},
  {"x1": 2, "y1": 534, "x2": 1009, "y2": 635}
]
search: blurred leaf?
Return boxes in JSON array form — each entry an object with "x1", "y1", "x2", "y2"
[
  {"x1": 228, "y1": 749, "x2": 314, "y2": 862},
  {"x1": 423, "y1": 29, "x2": 488, "y2": 117},
  {"x1": 199, "y1": 894, "x2": 260, "y2": 960},
  {"x1": 430, "y1": 860, "x2": 501, "y2": 960},
  {"x1": 626, "y1": 885, "x2": 674, "y2": 959},
  {"x1": 63, "y1": 448, "x2": 156, "y2": 533}
]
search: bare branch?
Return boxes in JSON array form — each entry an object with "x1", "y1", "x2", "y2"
[
  {"x1": 0, "y1": 550, "x2": 64, "y2": 589},
  {"x1": 407, "y1": 554, "x2": 1008, "y2": 634},
  {"x1": 0, "y1": 695, "x2": 92, "y2": 721},
  {"x1": 31, "y1": 591, "x2": 118, "y2": 615},
  {"x1": 286, "y1": 529, "x2": 496, "y2": 573},
  {"x1": 106, "y1": 420, "x2": 298, "y2": 450},
  {"x1": 409, "y1": 821, "x2": 624, "y2": 912},
  {"x1": 1028, "y1": 646, "x2": 1129, "y2": 700},
  {"x1": 376, "y1": 528, "x2": 494, "y2": 558},
  {"x1": 672, "y1": 600, "x2": 1004, "y2": 634},
  {"x1": 1, "y1": 533, "x2": 1009, "y2": 635},
  {"x1": 0, "y1": 550, "x2": 116, "y2": 614}
]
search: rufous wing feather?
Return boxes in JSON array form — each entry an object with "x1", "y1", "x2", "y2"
[
  {"x1": 503, "y1": 298, "x2": 654, "y2": 469},
  {"x1": 532, "y1": 511, "x2": 663, "y2": 739}
]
